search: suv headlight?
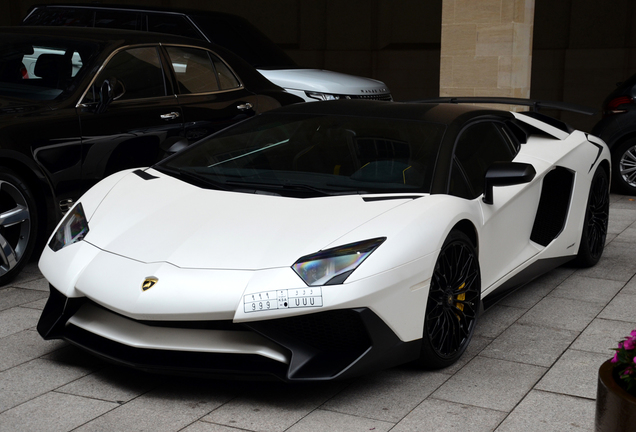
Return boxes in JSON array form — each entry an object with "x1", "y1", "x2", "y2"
[
  {"x1": 292, "y1": 238, "x2": 385, "y2": 286},
  {"x1": 49, "y1": 203, "x2": 89, "y2": 252},
  {"x1": 306, "y1": 91, "x2": 350, "y2": 101}
]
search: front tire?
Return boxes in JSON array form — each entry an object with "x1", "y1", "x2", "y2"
[
  {"x1": 416, "y1": 230, "x2": 480, "y2": 369},
  {"x1": 0, "y1": 168, "x2": 38, "y2": 285},
  {"x1": 572, "y1": 166, "x2": 609, "y2": 267}
]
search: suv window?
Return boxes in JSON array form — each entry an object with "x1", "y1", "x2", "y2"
[
  {"x1": 84, "y1": 46, "x2": 166, "y2": 102},
  {"x1": 166, "y1": 46, "x2": 240, "y2": 94},
  {"x1": 23, "y1": 7, "x2": 94, "y2": 27},
  {"x1": 451, "y1": 121, "x2": 517, "y2": 199},
  {"x1": 146, "y1": 13, "x2": 202, "y2": 39},
  {"x1": 94, "y1": 10, "x2": 140, "y2": 30}
]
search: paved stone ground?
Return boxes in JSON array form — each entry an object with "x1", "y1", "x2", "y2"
[{"x1": 1, "y1": 194, "x2": 635, "y2": 432}]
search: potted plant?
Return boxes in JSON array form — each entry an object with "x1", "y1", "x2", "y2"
[{"x1": 595, "y1": 329, "x2": 636, "y2": 432}]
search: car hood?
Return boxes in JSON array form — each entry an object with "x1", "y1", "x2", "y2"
[
  {"x1": 84, "y1": 169, "x2": 411, "y2": 270},
  {"x1": 257, "y1": 68, "x2": 390, "y2": 96}
]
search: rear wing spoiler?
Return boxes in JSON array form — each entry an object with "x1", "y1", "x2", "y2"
[{"x1": 413, "y1": 97, "x2": 597, "y2": 116}]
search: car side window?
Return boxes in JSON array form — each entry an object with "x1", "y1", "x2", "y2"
[
  {"x1": 146, "y1": 13, "x2": 203, "y2": 40},
  {"x1": 166, "y1": 46, "x2": 240, "y2": 94},
  {"x1": 85, "y1": 46, "x2": 166, "y2": 103},
  {"x1": 94, "y1": 10, "x2": 141, "y2": 30},
  {"x1": 451, "y1": 121, "x2": 516, "y2": 198}
]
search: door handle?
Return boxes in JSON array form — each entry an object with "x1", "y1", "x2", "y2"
[
  {"x1": 160, "y1": 112, "x2": 180, "y2": 120},
  {"x1": 237, "y1": 103, "x2": 253, "y2": 111}
]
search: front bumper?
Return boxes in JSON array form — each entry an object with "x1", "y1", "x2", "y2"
[{"x1": 37, "y1": 284, "x2": 421, "y2": 381}]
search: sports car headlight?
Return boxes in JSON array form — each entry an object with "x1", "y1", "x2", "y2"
[
  {"x1": 292, "y1": 238, "x2": 386, "y2": 286},
  {"x1": 49, "y1": 203, "x2": 89, "y2": 252}
]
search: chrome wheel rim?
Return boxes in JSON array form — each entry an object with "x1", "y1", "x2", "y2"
[
  {"x1": 0, "y1": 180, "x2": 31, "y2": 277},
  {"x1": 587, "y1": 171, "x2": 609, "y2": 260},
  {"x1": 426, "y1": 240, "x2": 479, "y2": 358},
  {"x1": 619, "y1": 144, "x2": 636, "y2": 187}
]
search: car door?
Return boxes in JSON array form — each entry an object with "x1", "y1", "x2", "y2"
[
  {"x1": 450, "y1": 120, "x2": 541, "y2": 290},
  {"x1": 162, "y1": 45, "x2": 259, "y2": 143},
  {"x1": 77, "y1": 45, "x2": 184, "y2": 192}
]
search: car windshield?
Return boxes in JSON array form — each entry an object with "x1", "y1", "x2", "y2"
[
  {"x1": 158, "y1": 113, "x2": 446, "y2": 197},
  {"x1": 0, "y1": 35, "x2": 99, "y2": 101}
]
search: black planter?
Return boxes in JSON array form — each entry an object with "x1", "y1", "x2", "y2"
[{"x1": 595, "y1": 360, "x2": 636, "y2": 432}]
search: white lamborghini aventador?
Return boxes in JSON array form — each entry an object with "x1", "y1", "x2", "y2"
[{"x1": 37, "y1": 99, "x2": 610, "y2": 381}]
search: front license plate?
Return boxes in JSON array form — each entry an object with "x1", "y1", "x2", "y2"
[{"x1": 244, "y1": 287, "x2": 323, "y2": 313}]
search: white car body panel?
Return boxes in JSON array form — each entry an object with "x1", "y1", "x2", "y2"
[
  {"x1": 258, "y1": 68, "x2": 390, "y2": 101},
  {"x1": 37, "y1": 101, "x2": 612, "y2": 381}
]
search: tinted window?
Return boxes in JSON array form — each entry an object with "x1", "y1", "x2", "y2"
[
  {"x1": 452, "y1": 122, "x2": 516, "y2": 198},
  {"x1": 166, "y1": 47, "x2": 240, "y2": 94},
  {"x1": 23, "y1": 7, "x2": 94, "y2": 27},
  {"x1": 166, "y1": 46, "x2": 219, "y2": 94},
  {"x1": 94, "y1": 10, "x2": 140, "y2": 30},
  {"x1": 85, "y1": 46, "x2": 166, "y2": 102},
  {"x1": 147, "y1": 13, "x2": 202, "y2": 39},
  {"x1": 160, "y1": 114, "x2": 445, "y2": 196},
  {"x1": 0, "y1": 37, "x2": 98, "y2": 101}
]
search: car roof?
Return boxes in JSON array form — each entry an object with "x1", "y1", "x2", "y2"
[
  {"x1": 1, "y1": 25, "x2": 211, "y2": 46},
  {"x1": 26, "y1": 3, "x2": 245, "y2": 21}
]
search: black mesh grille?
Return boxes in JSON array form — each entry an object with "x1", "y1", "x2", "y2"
[
  {"x1": 531, "y1": 167, "x2": 574, "y2": 246},
  {"x1": 349, "y1": 94, "x2": 393, "y2": 101}
]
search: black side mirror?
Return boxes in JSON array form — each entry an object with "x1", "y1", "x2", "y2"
[
  {"x1": 483, "y1": 162, "x2": 536, "y2": 205},
  {"x1": 95, "y1": 77, "x2": 124, "y2": 114}
]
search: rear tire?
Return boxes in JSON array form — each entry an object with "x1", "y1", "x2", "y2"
[
  {"x1": 572, "y1": 166, "x2": 609, "y2": 268},
  {"x1": 612, "y1": 139, "x2": 636, "y2": 195},
  {"x1": 415, "y1": 230, "x2": 480, "y2": 369},
  {"x1": 0, "y1": 168, "x2": 38, "y2": 285}
]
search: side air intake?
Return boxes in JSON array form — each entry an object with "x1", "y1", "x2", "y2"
[{"x1": 530, "y1": 167, "x2": 574, "y2": 246}]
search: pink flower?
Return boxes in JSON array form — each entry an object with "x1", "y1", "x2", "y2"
[
  {"x1": 612, "y1": 351, "x2": 619, "y2": 363},
  {"x1": 625, "y1": 337, "x2": 636, "y2": 351},
  {"x1": 631, "y1": 330, "x2": 636, "y2": 338},
  {"x1": 634, "y1": 356, "x2": 636, "y2": 364}
]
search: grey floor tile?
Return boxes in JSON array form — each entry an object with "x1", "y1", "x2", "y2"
[
  {"x1": 622, "y1": 276, "x2": 636, "y2": 295},
  {"x1": 432, "y1": 356, "x2": 547, "y2": 411},
  {"x1": 480, "y1": 323, "x2": 577, "y2": 367},
  {"x1": 11, "y1": 277, "x2": 49, "y2": 292},
  {"x1": 576, "y1": 241, "x2": 636, "y2": 282},
  {"x1": 495, "y1": 390, "x2": 594, "y2": 432},
  {"x1": 0, "y1": 329, "x2": 65, "y2": 372},
  {"x1": 571, "y1": 318, "x2": 636, "y2": 355},
  {"x1": 6, "y1": 270, "x2": 42, "y2": 287},
  {"x1": 286, "y1": 409, "x2": 394, "y2": 432},
  {"x1": 517, "y1": 296, "x2": 604, "y2": 332},
  {"x1": 182, "y1": 422, "x2": 252, "y2": 432},
  {"x1": 321, "y1": 368, "x2": 448, "y2": 422},
  {"x1": 201, "y1": 383, "x2": 343, "y2": 432},
  {"x1": 0, "y1": 287, "x2": 48, "y2": 311},
  {"x1": 497, "y1": 282, "x2": 553, "y2": 310},
  {"x1": 391, "y1": 398, "x2": 506, "y2": 432},
  {"x1": 598, "y1": 292, "x2": 636, "y2": 323},
  {"x1": 0, "y1": 391, "x2": 118, "y2": 432},
  {"x1": 20, "y1": 298, "x2": 47, "y2": 310},
  {"x1": 474, "y1": 305, "x2": 526, "y2": 338},
  {"x1": 547, "y1": 275, "x2": 624, "y2": 304},
  {"x1": 0, "y1": 307, "x2": 42, "y2": 338},
  {"x1": 42, "y1": 345, "x2": 110, "y2": 371},
  {"x1": 0, "y1": 358, "x2": 95, "y2": 413},
  {"x1": 56, "y1": 367, "x2": 158, "y2": 403},
  {"x1": 441, "y1": 335, "x2": 493, "y2": 375},
  {"x1": 607, "y1": 208, "x2": 636, "y2": 235},
  {"x1": 535, "y1": 349, "x2": 609, "y2": 399},
  {"x1": 75, "y1": 384, "x2": 235, "y2": 432}
]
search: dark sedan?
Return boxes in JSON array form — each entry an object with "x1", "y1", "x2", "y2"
[{"x1": 0, "y1": 26, "x2": 302, "y2": 285}]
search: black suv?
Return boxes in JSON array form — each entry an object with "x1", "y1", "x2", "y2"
[
  {"x1": 23, "y1": 4, "x2": 393, "y2": 102},
  {"x1": 0, "y1": 26, "x2": 301, "y2": 284}
]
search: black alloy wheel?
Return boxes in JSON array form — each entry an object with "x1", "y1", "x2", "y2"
[
  {"x1": 613, "y1": 139, "x2": 636, "y2": 195},
  {"x1": 416, "y1": 230, "x2": 480, "y2": 369},
  {"x1": 0, "y1": 168, "x2": 38, "y2": 285},
  {"x1": 573, "y1": 166, "x2": 610, "y2": 267}
]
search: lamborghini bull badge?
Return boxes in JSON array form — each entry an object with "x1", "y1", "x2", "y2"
[{"x1": 142, "y1": 277, "x2": 158, "y2": 292}]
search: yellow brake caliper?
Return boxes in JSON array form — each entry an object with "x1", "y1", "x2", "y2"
[{"x1": 455, "y1": 282, "x2": 466, "y2": 320}]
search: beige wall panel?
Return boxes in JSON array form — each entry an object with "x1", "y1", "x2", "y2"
[
  {"x1": 452, "y1": 56, "x2": 499, "y2": 88},
  {"x1": 476, "y1": 24, "x2": 514, "y2": 57},
  {"x1": 454, "y1": 0, "x2": 502, "y2": 24},
  {"x1": 442, "y1": 24, "x2": 477, "y2": 56}
]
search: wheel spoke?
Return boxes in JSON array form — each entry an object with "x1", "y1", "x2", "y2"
[
  {"x1": 0, "y1": 204, "x2": 29, "y2": 228},
  {"x1": 0, "y1": 233, "x2": 17, "y2": 271}
]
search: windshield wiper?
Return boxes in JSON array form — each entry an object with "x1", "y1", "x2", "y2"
[{"x1": 226, "y1": 180, "x2": 366, "y2": 196}]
